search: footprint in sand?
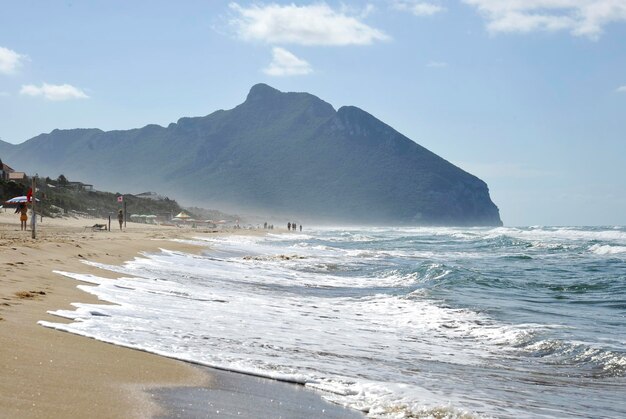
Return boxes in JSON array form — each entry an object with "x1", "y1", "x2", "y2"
[{"x1": 14, "y1": 290, "x2": 47, "y2": 300}]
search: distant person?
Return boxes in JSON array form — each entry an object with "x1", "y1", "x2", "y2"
[
  {"x1": 16, "y1": 203, "x2": 28, "y2": 231},
  {"x1": 264, "y1": 222, "x2": 267, "y2": 229},
  {"x1": 288, "y1": 222, "x2": 291, "y2": 231},
  {"x1": 117, "y1": 209, "x2": 124, "y2": 230},
  {"x1": 300, "y1": 224, "x2": 302, "y2": 232}
]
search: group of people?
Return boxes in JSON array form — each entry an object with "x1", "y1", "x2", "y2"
[
  {"x1": 15, "y1": 204, "x2": 300, "y2": 234},
  {"x1": 287, "y1": 222, "x2": 302, "y2": 231},
  {"x1": 15, "y1": 205, "x2": 124, "y2": 232},
  {"x1": 262, "y1": 221, "x2": 302, "y2": 231}
]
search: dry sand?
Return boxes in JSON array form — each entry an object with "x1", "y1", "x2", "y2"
[{"x1": 0, "y1": 210, "x2": 222, "y2": 418}]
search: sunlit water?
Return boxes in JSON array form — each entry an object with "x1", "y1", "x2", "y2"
[{"x1": 42, "y1": 226, "x2": 626, "y2": 418}]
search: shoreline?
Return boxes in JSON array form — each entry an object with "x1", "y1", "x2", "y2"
[
  {"x1": 0, "y1": 212, "x2": 214, "y2": 418},
  {"x1": 0, "y1": 211, "x2": 361, "y2": 418}
]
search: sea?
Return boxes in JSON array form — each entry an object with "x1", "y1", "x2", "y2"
[{"x1": 41, "y1": 226, "x2": 626, "y2": 418}]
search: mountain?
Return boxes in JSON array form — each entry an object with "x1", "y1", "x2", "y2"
[{"x1": 0, "y1": 84, "x2": 502, "y2": 225}]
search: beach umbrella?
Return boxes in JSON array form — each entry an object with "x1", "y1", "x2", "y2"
[
  {"x1": 4, "y1": 196, "x2": 39, "y2": 204},
  {"x1": 174, "y1": 212, "x2": 191, "y2": 219}
]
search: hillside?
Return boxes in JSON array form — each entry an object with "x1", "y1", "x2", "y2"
[
  {"x1": 1, "y1": 176, "x2": 184, "y2": 219},
  {"x1": 0, "y1": 84, "x2": 502, "y2": 225}
]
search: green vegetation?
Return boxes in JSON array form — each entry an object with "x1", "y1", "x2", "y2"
[
  {"x1": 38, "y1": 176, "x2": 184, "y2": 219},
  {"x1": 1, "y1": 174, "x2": 183, "y2": 219},
  {"x1": 0, "y1": 179, "x2": 27, "y2": 202}
]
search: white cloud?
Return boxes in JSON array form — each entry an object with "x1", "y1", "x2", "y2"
[
  {"x1": 0, "y1": 46, "x2": 26, "y2": 75},
  {"x1": 617, "y1": 85, "x2": 626, "y2": 93},
  {"x1": 427, "y1": 60, "x2": 448, "y2": 67},
  {"x1": 463, "y1": 0, "x2": 626, "y2": 39},
  {"x1": 229, "y1": 2, "x2": 390, "y2": 45},
  {"x1": 264, "y1": 47, "x2": 313, "y2": 76},
  {"x1": 20, "y1": 83, "x2": 89, "y2": 101},
  {"x1": 393, "y1": 1, "x2": 446, "y2": 17}
]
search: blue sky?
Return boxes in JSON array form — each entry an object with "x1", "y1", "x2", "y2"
[{"x1": 1, "y1": 0, "x2": 625, "y2": 226}]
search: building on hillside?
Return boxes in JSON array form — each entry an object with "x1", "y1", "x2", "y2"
[
  {"x1": 0, "y1": 159, "x2": 29, "y2": 187},
  {"x1": 66, "y1": 181, "x2": 94, "y2": 191},
  {"x1": 8, "y1": 171, "x2": 26, "y2": 181},
  {"x1": 1, "y1": 161, "x2": 14, "y2": 181},
  {"x1": 0, "y1": 160, "x2": 28, "y2": 182}
]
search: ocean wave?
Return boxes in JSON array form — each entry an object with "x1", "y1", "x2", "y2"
[
  {"x1": 322, "y1": 233, "x2": 380, "y2": 243},
  {"x1": 312, "y1": 380, "x2": 480, "y2": 419},
  {"x1": 486, "y1": 226, "x2": 626, "y2": 244},
  {"x1": 500, "y1": 254, "x2": 533, "y2": 260},
  {"x1": 523, "y1": 339, "x2": 626, "y2": 378},
  {"x1": 477, "y1": 234, "x2": 532, "y2": 249},
  {"x1": 589, "y1": 244, "x2": 626, "y2": 255},
  {"x1": 380, "y1": 264, "x2": 453, "y2": 287}
]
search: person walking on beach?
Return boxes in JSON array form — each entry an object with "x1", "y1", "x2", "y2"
[
  {"x1": 117, "y1": 209, "x2": 124, "y2": 231},
  {"x1": 288, "y1": 222, "x2": 291, "y2": 231},
  {"x1": 16, "y1": 203, "x2": 28, "y2": 231}
]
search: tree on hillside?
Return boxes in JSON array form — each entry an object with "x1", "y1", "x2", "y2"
[{"x1": 57, "y1": 174, "x2": 68, "y2": 186}]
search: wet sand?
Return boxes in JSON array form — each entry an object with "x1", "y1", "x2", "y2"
[{"x1": 153, "y1": 368, "x2": 363, "y2": 418}]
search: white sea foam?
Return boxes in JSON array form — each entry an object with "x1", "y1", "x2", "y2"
[
  {"x1": 589, "y1": 244, "x2": 626, "y2": 255},
  {"x1": 39, "y1": 227, "x2": 626, "y2": 418},
  {"x1": 41, "y1": 255, "x2": 523, "y2": 416},
  {"x1": 486, "y1": 226, "x2": 626, "y2": 244}
]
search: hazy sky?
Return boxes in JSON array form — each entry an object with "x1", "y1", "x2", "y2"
[{"x1": 1, "y1": 0, "x2": 625, "y2": 226}]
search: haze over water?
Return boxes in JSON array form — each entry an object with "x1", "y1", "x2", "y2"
[{"x1": 43, "y1": 226, "x2": 626, "y2": 418}]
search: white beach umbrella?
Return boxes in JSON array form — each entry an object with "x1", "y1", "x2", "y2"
[{"x1": 4, "y1": 196, "x2": 39, "y2": 204}]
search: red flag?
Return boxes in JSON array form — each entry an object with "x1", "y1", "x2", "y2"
[{"x1": 26, "y1": 188, "x2": 32, "y2": 203}]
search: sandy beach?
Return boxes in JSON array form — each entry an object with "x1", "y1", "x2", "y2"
[
  {"x1": 0, "y1": 210, "x2": 361, "y2": 418},
  {"x1": 0, "y1": 210, "x2": 212, "y2": 418}
]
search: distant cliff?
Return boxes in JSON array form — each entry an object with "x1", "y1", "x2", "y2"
[{"x1": 0, "y1": 84, "x2": 502, "y2": 225}]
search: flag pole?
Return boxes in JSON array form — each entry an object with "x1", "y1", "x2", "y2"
[{"x1": 31, "y1": 177, "x2": 37, "y2": 239}]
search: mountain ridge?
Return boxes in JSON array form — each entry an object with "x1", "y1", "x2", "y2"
[{"x1": 0, "y1": 84, "x2": 502, "y2": 225}]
